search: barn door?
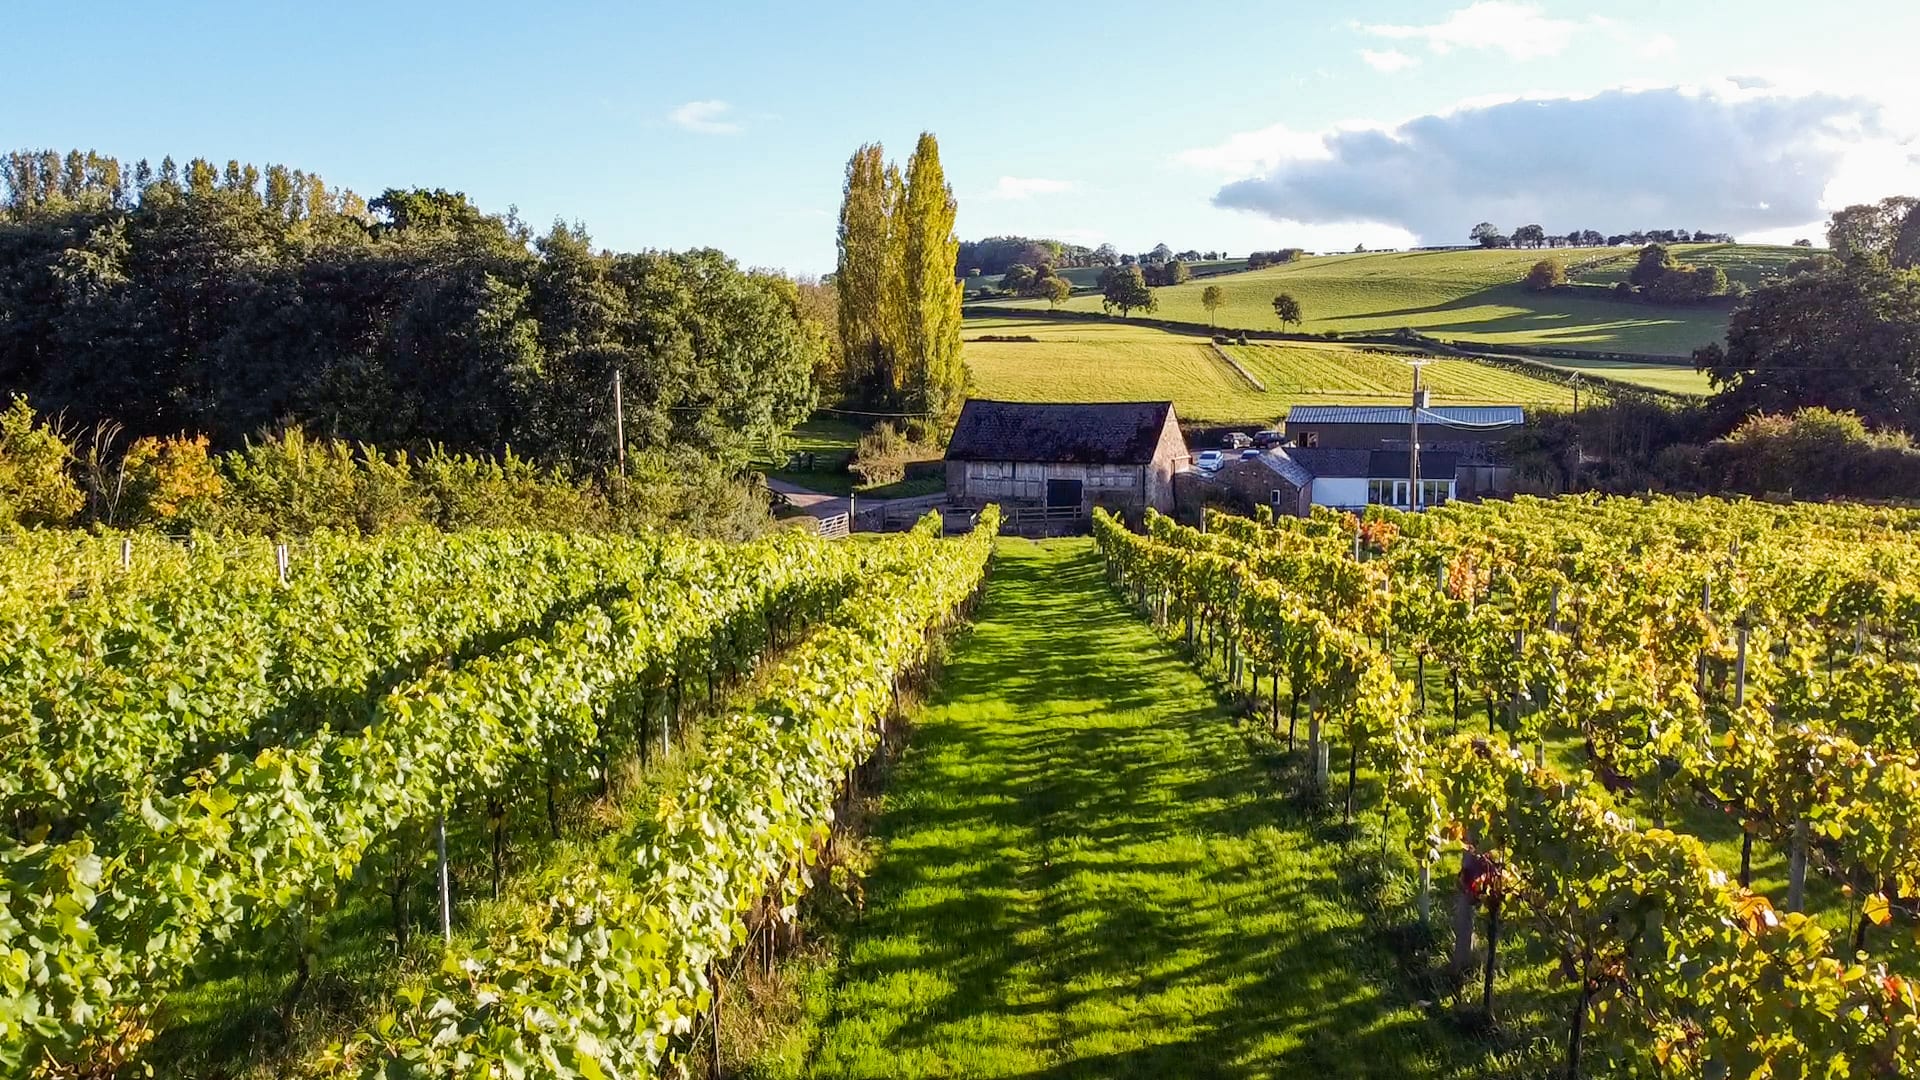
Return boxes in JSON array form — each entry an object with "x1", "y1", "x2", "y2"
[{"x1": 1045, "y1": 478, "x2": 1083, "y2": 509}]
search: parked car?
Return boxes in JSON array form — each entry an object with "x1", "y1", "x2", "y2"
[
  {"x1": 1252, "y1": 430, "x2": 1285, "y2": 449},
  {"x1": 1240, "y1": 448, "x2": 1261, "y2": 459},
  {"x1": 1225, "y1": 432, "x2": 1254, "y2": 450},
  {"x1": 1195, "y1": 450, "x2": 1225, "y2": 472}
]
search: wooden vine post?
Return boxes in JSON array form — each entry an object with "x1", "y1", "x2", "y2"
[{"x1": 436, "y1": 813, "x2": 452, "y2": 944}]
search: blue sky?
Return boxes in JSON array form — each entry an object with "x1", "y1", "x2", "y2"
[{"x1": 10, "y1": 1, "x2": 1919, "y2": 273}]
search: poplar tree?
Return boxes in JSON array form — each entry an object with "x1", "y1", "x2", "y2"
[
  {"x1": 832, "y1": 133, "x2": 966, "y2": 427},
  {"x1": 898, "y1": 132, "x2": 964, "y2": 424},
  {"x1": 835, "y1": 143, "x2": 892, "y2": 402}
]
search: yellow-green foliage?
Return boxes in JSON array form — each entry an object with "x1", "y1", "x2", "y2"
[
  {"x1": 0, "y1": 396, "x2": 83, "y2": 528},
  {"x1": 115, "y1": 434, "x2": 224, "y2": 525}
]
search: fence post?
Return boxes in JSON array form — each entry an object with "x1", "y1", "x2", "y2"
[
  {"x1": 1787, "y1": 819, "x2": 1809, "y2": 913},
  {"x1": 436, "y1": 814, "x2": 452, "y2": 943}
]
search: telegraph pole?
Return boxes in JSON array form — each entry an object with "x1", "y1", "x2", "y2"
[
  {"x1": 1408, "y1": 359, "x2": 1429, "y2": 510},
  {"x1": 612, "y1": 368, "x2": 626, "y2": 475}
]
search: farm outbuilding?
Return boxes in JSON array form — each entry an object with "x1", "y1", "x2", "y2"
[
  {"x1": 1283, "y1": 404, "x2": 1525, "y2": 449},
  {"x1": 944, "y1": 399, "x2": 1190, "y2": 524},
  {"x1": 1217, "y1": 447, "x2": 1460, "y2": 515}
]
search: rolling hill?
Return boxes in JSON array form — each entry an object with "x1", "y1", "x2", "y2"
[
  {"x1": 971, "y1": 244, "x2": 1808, "y2": 357},
  {"x1": 963, "y1": 316, "x2": 1589, "y2": 426}
]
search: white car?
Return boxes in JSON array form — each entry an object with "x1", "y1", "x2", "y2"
[{"x1": 1195, "y1": 450, "x2": 1225, "y2": 472}]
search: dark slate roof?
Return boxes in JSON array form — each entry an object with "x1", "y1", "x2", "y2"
[
  {"x1": 1280, "y1": 447, "x2": 1460, "y2": 479},
  {"x1": 944, "y1": 399, "x2": 1179, "y2": 465},
  {"x1": 1279, "y1": 447, "x2": 1372, "y2": 478},
  {"x1": 1253, "y1": 451, "x2": 1315, "y2": 488},
  {"x1": 1285, "y1": 405, "x2": 1526, "y2": 427}
]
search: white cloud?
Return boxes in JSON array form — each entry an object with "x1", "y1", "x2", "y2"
[
  {"x1": 1639, "y1": 32, "x2": 1677, "y2": 58},
  {"x1": 668, "y1": 100, "x2": 742, "y2": 135},
  {"x1": 1173, "y1": 123, "x2": 1336, "y2": 179},
  {"x1": 1199, "y1": 82, "x2": 1914, "y2": 244},
  {"x1": 1360, "y1": 48, "x2": 1419, "y2": 73},
  {"x1": 1362, "y1": 2, "x2": 1583, "y2": 60},
  {"x1": 986, "y1": 176, "x2": 1077, "y2": 200}
]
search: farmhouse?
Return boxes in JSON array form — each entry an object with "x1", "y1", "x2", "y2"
[
  {"x1": 1277, "y1": 402, "x2": 1521, "y2": 502},
  {"x1": 1220, "y1": 447, "x2": 1460, "y2": 515},
  {"x1": 944, "y1": 399, "x2": 1189, "y2": 521}
]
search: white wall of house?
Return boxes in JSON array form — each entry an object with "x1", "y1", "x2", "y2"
[{"x1": 1308, "y1": 477, "x2": 1367, "y2": 509}]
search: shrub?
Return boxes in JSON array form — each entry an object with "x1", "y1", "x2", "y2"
[
  {"x1": 0, "y1": 396, "x2": 83, "y2": 529},
  {"x1": 1612, "y1": 281, "x2": 1636, "y2": 299},
  {"x1": 208, "y1": 427, "x2": 426, "y2": 536},
  {"x1": 116, "y1": 434, "x2": 224, "y2": 527},
  {"x1": 1523, "y1": 258, "x2": 1567, "y2": 291},
  {"x1": 1236, "y1": 332, "x2": 1250, "y2": 346},
  {"x1": 851, "y1": 422, "x2": 911, "y2": 487}
]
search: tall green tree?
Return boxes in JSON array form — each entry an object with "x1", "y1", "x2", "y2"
[
  {"x1": 832, "y1": 135, "x2": 965, "y2": 426},
  {"x1": 835, "y1": 144, "x2": 893, "y2": 404},
  {"x1": 1100, "y1": 266, "x2": 1155, "y2": 318},
  {"x1": 1695, "y1": 260, "x2": 1920, "y2": 434},
  {"x1": 897, "y1": 133, "x2": 964, "y2": 424},
  {"x1": 0, "y1": 147, "x2": 822, "y2": 474},
  {"x1": 1826, "y1": 197, "x2": 1918, "y2": 261}
]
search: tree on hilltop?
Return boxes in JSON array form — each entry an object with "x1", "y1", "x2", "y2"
[
  {"x1": 1470, "y1": 222, "x2": 1507, "y2": 249},
  {"x1": 1271, "y1": 292, "x2": 1303, "y2": 330}
]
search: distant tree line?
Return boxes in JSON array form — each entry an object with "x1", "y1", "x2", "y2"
[
  {"x1": 1246, "y1": 249, "x2": 1305, "y2": 269},
  {"x1": 0, "y1": 148, "x2": 823, "y2": 478},
  {"x1": 956, "y1": 235, "x2": 1095, "y2": 277},
  {"x1": 956, "y1": 237, "x2": 1231, "y2": 278},
  {"x1": 1469, "y1": 221, "x2": 1734, "y2": 249},
  {"x1": 835, "y1": 135, "x2": 967, "y2": 427}
]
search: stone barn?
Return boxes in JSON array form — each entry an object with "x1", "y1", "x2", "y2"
[{"x1": 944, "y1": 399, "x2": 1190, "y2": 522}]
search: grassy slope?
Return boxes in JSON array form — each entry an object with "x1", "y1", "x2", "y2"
[
  {"x1": 761, "y1": 416, "x2": 943, "y2": 499},
  {"x1": 974, "y1": 245, "x2": 1803, "y2": 357},
  {"x1": 964, "y1": 317, "x2": 1580, "y2": 425},
  {"x1": 778, "y1": 540, "x2": 1487, "y2": 1079}
]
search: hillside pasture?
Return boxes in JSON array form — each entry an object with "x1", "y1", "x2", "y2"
[
  {"x1": 963, "y1": 317, "x2": 1577, "y2": 425},
  {"x1": 972, "y1": 245, "x2": 1804, "y2": 356}
]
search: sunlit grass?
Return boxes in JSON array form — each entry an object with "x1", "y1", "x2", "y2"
[
  {"x1": 771, "y1": 540, "x2": 1510, "y2": 1078},
  {"x1": 963, "y1": 318, "x2": 1577, "y2": 425},
  {"x1": 973, "y1": 245, "x2": 1806, "y2": 358}
]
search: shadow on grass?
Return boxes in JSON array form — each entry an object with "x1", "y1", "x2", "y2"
[{"x1": 794, "y1": 540, "x2": 1511, "y2": 1080}]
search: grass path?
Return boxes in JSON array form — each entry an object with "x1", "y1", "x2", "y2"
[{"x1": 791, "y1": 539, "x2": 1473, "y2": 1078}]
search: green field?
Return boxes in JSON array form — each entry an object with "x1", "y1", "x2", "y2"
[
  {"x1": 964, "y1": 317, "x2": 1580, "y2": 424},
  {"x1": 760, "y1": 541, "x2": 1499, "y2": 1078},
  {"x1": 972, "y1": 245, "x2": 1804, "y2": 356},
  {"x1": 1572, "y1": 242, "x2": 1813, "y2": 289},
  {"x1": 1516, "y1": 353, "x2": 1715, "y2": 395}
]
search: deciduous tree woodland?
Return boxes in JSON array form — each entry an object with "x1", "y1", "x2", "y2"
[
  {"x1": 833, "y1": 134, "x2": 966, "y2": 425},
  {"x1": 0, "y1": 149, "x2": 823, "y2": 472}
]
